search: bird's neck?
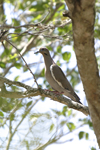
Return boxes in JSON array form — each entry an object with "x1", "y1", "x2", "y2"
[{"x1": 43, "y1": 55, "x2": 54, "y2": 70}]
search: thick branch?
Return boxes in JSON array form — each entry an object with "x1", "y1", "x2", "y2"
[{"x1": 0, "y1": 76, "x2": 89, "y2": 116}]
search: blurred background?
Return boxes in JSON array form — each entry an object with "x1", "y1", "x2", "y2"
[{"x1": 0, "y1": 0, "x2": 100, "y2": 149}]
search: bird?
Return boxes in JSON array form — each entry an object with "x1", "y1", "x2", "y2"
[{"x1": 34, "y1": 47, "x2": 82, "y2": 104}]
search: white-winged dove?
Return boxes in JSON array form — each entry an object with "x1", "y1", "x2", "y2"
[{"x1": 34, "y1": 47, "x2": 82, "y2": 104}]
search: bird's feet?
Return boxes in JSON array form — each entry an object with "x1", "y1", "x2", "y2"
[
  {"x1": 51, "y1": 91, "x2": 64, "y2": 96},
  {"x1": 44, "y1": 89, "x2": 64, "y2": 96}
]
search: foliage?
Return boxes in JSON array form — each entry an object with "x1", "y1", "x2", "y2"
[{"x1": 0, "y1": 0, "x2": 99, "y2": 150}]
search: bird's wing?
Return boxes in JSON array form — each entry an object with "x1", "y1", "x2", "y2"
[{"x1": 50, "y1": 64, "x2": 74, "y2": 92}]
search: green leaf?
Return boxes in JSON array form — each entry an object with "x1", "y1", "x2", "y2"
[
  {"x1": 15, "y1": 63, "x2": 22, "y2": 69},
  {"x1": 67, "y1": 122, "x2": 76, "y2": 131},
  {"x1": 78, "y1": 131, "x2": 85, "y2": 139},
  {"x1": 79, "y1": 131, "x2": 89, "y2": 140},
  {"x1": 41, "y1": 68, "x2": 45, "y2": 77},
  {"x1": 91, "y1": 147, "x2": 96, "y2": 150},
  {"x1": 60, "y1": 120, "x2": 66, "y2": 126},
  {"x1": 14, "y1": 76, "x2": 20, "y2": 81},
  {"x1": 26, "y1": 101, "x2": 32, "y2": 107},
  {"x1": 67, "y1": 109, "x2": 72, "y2": 116},
  {"x1": 85, "y1": 132, "x2": 89, "y2": 140},
  {"x1": 56, "y1": 60, "x2": 61, "y2": 66},
  {"x1": 10, "y1": 114, "x2": 15, "y2": 121},
  {"x1": 9, "y1": 53, "x2": 17, "y2": 59},
  {"x1": 0, "y1": 111, "x2": 4, "y2": 117},
  {"x1": 51, "y1": 109, "x2": 61, "y2": 116},
  {"x1": 23, "y1": 66, "x2": 28, "y2": 72},
  {"x1": 78, "y1": 118, "x2": 93, "y2": 129},
  {"x1": 62, "y1": 106, "x2": 67, "y2": 116},
  {"x1": 62, "y1": 52, "x2": 71, "y2": 62},
  {"x1": 18, "y1": 2, "x2": 24, "y2": 10},
  {"x1": 11, "y1": 85, "x2": 19, "y2": 91},
  {"x1": 29, "y1": 8, "x2": 37, "y2": 12},
  {"x1": 49, "y1": 123, "x2": 55, "y2": 132},
  {"x1": 57, "y1": 46, "x2": 62, "y2": 53},
  {"x1": 88, "y1": 120, "x2": 93, "y2": 128},
  {"x1": 0, "y1": 62, "x2": 6, "y2": 68}
]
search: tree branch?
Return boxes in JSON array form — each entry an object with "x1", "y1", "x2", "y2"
[
  {"x1": 6, "y1": 120, "x2": 12, "y2": 150},
  {"x1": 5, "y1": 39, "x2": 39, "y2": 88},
  {"x1": 5, "y1": 99, "x2": 38, "y2": 150},
  {"x1": 0, "y1": 11, "x2": 49, "y2": 30},
  {"x1": 0, "y1": 76, "x2": 89, "y2": 116}
]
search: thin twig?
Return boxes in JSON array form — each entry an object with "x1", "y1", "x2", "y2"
[
  {"x1": 5, "y1": 38, "x2": 39, "y2": 88},
  {"x1": 0, "y1": 30, "x2": 8, "y2": 41},
  {"x1": 6, "y1": 120, "x2": 12, "y2": 150},
  {"x1": 0, "y1": 76, "x2": 33, "y2": 90},
  {"x1": 12, "y1": 100, "x2": 38, "y2": 137},
  {"x1": 0, "y1": 11, "x2": 50, "y2": 30},
  {"x1": 5, "y1": 100, "x2": 38, "y2": 150}
]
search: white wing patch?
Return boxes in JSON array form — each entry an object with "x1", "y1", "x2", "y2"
[{"x1": 50, "y1": 65, "x2": 64, "y2": 89}]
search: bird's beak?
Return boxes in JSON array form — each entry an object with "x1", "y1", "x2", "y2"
[{"x1": 34, "y1": 50, "x2": 40, "y2": 54}]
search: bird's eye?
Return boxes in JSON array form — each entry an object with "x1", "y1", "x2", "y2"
[{"x1": 44, "y1": 53, "x2": 47, "y2": 55}]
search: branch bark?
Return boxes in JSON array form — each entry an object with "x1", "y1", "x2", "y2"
[
  {"x1": 0, "y1": 76, "x2": 89, "y2": 116},
  {"x1": 65, "y1": 0, "x2": 100, "y2": 147}
]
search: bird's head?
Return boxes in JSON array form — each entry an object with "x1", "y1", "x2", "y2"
[{"x1": 34, "y1": 47, "x2": 50, "y2": 56}]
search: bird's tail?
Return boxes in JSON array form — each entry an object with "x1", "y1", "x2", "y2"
[{"x1": 73, "y1": 92, "x2": 82, "y2": 104}]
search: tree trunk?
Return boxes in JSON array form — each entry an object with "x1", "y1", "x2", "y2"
[
  {"x1": 0, "y1": 0, "x2": 4, "y2": 21},
  {"x1": 65, "y1": 0, "x2": 100, "y2": 147}
]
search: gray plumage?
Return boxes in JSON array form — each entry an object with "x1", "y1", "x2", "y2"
[{"x1": 34, "y1": 47, "x2": 82, "y2": 104}]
